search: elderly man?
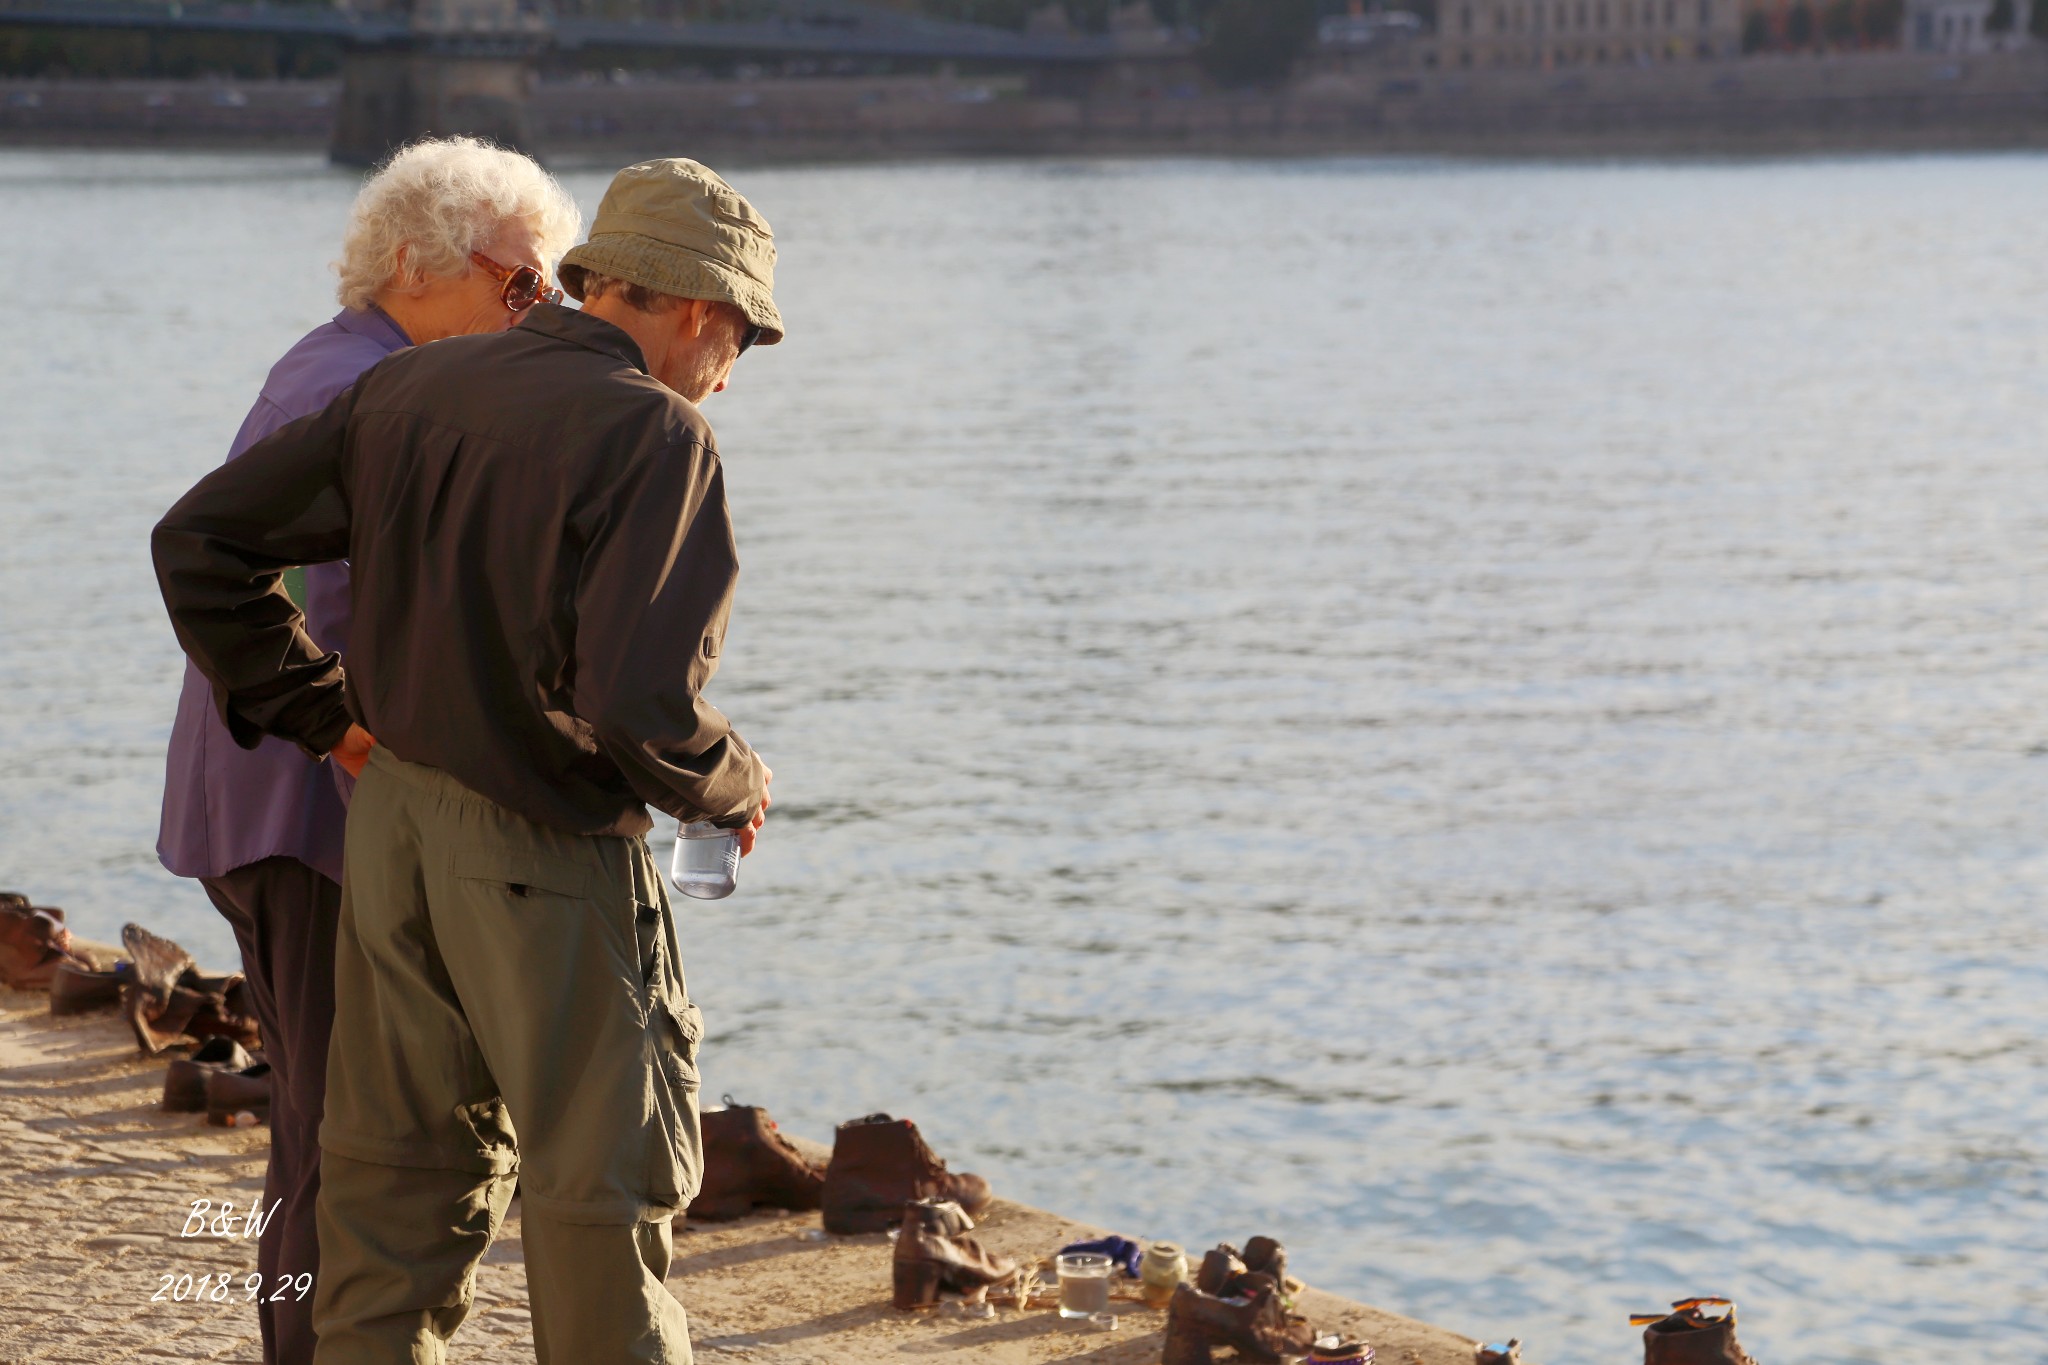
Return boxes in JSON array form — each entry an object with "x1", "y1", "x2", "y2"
[
  {"x1": 153, "y1": 158, "x2": 778, "y2": 1364},
  {"x1": 156, "y1": 134, "x2": 579, "y2": 1365}
]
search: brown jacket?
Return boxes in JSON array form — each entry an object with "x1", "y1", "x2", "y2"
[{"x1": 152, "y1": 304, "x2": 767, "y2": 838}]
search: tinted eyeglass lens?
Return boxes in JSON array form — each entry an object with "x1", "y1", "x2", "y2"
[
  {"x1": 737, "y1": 325, "x2": 764, "y2": 356},
  {"x1": 503, "y1": 267, "x2": 546, "y2": 310}
]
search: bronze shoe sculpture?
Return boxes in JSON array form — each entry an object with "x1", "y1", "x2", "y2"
[
  {"x1": 689, "y1": 1097, "x2": 828, "y2": 1222},
  {"x1": 189, "y1": 992, "x2": 260, "y2": 1048},
  {"x1": 890, "y1": 1196, "x2": 1018, "y2": 1309},
  {"x1": 1198, "y1": 1237, "x2": 1295, "y2": 1292},
  {"x1": 49, "y1": 960, "x2": 128, "y2": 1015},
  {"x1": 121, "y1": 921, "x2": 194, "y2": 1050},
  {"x1": 203, "y1": 1061, "x2": 272, "y2": 1126},
  {"x1": 163, "y1": 1038, "x2": 256, "y2": 1113},
  {"x1": 125, "y1": 981, "x2": 261, "y2": 1055},
  {"x1": 1633, "y1": 1298, "x2": 1758, "y2": 1365},
  {"x1": 1196, "y1": 1243, "x2": 1248, "y2": 1294},
  {"x1": 1243, "y1": 1235, "x2": 1290, "y2": 1291},
  {"x1": 122, "y1": 923, "x2": 195, "y2": 1002},
  {"x1": 821, "y1": 1113, "x2": 992, "y2": 1234},
  {"x1": 127, "y1": 983, "x2": 201, "y2": 1055},
  {"x1": 0, "y1": 899, "x2": 89, "y2": 991},
  {"x1": 118, "y1": 923, "x2": 258, "y2": 1055},
  {"x1": 1162, "y1": 1270, "x2": 1317, "y2": 1365}
]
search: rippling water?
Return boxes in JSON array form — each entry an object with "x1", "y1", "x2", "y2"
[{"x1": 3, "y1": 148, "x2": 2045, "y2": 1364}]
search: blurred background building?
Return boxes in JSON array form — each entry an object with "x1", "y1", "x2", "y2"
[{"x1": 1431, "y1": 0, "x2": 1742, "y2": 68}]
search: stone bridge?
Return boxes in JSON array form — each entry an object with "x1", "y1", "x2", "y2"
[{"x1": 0, "y1": 0, "x2": 1134, "y2": 160}]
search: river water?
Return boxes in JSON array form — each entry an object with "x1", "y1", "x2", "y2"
[{"x1": 1, "y1": 148, "x2": 2043, "y2": 1364}]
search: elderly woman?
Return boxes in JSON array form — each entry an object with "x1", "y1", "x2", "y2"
[{"x1": 157, "y1": 135, "x2": 580, "y2": 1365}]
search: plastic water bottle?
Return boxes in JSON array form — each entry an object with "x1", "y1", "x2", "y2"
[{"x1": 670, "y1": 820, "x2": 740, "y2": 900}]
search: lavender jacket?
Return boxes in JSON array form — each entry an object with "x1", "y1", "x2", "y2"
[{"x1": 157, "y1": 306, "x2": 410, "y2": 886}]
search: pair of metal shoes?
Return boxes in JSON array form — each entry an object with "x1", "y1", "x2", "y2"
[
  {"x1": 1161, "y1": 1238, "x2": 1317, "y2": 1365},
  {"x1": 689, "y1": 1103, "x2": 995, "y2": 1237},
  {"x1": 889, "y1": 1195, "x2": 1019, "y2": 1310},
  {"x1": 1633, "y1": 1298, "x2": 1758, "y2": 1365},
  {"x1": 161, "y1": 1036, "x2": 272, "y2": 1125},
  {"x1": 0, "y1": 892, "x2": 92, "y2": 991},
  {"x1": 49, "y1": 924, "x2": 259, "y2": 1056}
]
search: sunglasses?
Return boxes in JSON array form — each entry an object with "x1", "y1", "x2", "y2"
[
  {"x1": 736, "y1": 320, "x2": 764, "y2": 356},
  {"x1": 470, "y1": 251, "x2": 563, "y2": 312}
]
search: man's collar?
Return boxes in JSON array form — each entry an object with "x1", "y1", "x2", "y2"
[
  {"x1": 334, "y1": 304, "x2": 412, "y2": 352},
  {"x1": 516, "y1": 302, "x2": 649, "y2": 375}
]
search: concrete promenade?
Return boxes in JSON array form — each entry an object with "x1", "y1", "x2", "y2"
[{"x1": 0, "y1": 977, "x2": 1498, "y2": 1365}]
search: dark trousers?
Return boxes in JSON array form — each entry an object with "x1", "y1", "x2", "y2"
[{"x1": 202, "y1": 856, "x2": 342, "y2": 1365}]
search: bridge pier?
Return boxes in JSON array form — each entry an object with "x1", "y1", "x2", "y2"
[{"x1": 332, "y1": 26, "x2": 546, "y2": 167}]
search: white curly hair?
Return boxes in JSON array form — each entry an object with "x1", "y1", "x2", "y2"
[{"x1": 334, "y1": 136, "x2": 582, "y2": 310}]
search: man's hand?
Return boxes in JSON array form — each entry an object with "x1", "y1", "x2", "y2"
[
  {"x1": 737, "y1": 762, "x2": 772, "y2": 857},
  {"x1": 332, "y1": 724, "x2": 376, "y2": 778}
]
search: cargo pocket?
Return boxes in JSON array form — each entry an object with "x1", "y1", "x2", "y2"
[
  {"x1": 646, "y1": 996, "x2": 705, "y2": 1212},
  {"x1": 453, "y1": 1096, "x2": 520, "y2": 1176}
]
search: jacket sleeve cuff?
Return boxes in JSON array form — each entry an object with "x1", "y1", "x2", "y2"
[
  {"x1": 633, "y1": 735, "x2": 765, "y2": 828},
  {"x1": 297, "y1": 703, "x2": 356, "y2": 763}
]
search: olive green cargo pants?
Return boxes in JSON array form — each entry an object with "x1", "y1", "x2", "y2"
[{"x1": 312, "y1": 746, "x2": 704, "y2": 1365}]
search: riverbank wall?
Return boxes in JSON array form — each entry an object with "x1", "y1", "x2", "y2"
[
  {"x1": 0, "y1": 975, "x2": 1509, "y2": 1364},
  {"x1": 2, "y1": 49, "x2": 2044, "y2": 160}
]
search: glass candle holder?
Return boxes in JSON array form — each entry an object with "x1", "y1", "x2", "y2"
[{"x1": 1056, "y1": 1252, "x2": 1113, "y2": 1319}]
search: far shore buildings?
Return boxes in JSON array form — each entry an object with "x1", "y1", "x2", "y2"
[
  {"x1": 1899, "y1": 0, "x2": 2035, "y2": 50},
  {"x1": 1433, "y1": 0, "x2": 1743, "y2": 65}
]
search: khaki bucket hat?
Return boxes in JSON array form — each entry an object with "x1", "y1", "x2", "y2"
[{"x1": 561, "y1": 158, "x2": 783, "y2": 345}]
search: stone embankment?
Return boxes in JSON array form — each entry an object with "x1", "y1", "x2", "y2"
[
  {"x1": 0, "y1": 978, "x2": 1497, "y2": 1365},
  {"x1": 1, "y1": 50, "x2": 2044, "y2": 160}
]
